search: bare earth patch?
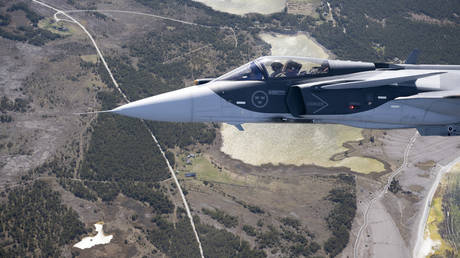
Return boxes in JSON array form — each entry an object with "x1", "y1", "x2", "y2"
[{"x1": 408, "y1": 12, "x2": 456, "y2": 26}]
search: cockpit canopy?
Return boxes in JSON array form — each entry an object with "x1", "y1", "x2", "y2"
[
  {"x1": 215, "y1": 56, "x2": 375, "y2": 81},
  {"x1": 258, "y1": 56, "x2": 330, "y2": 79},
  {"x1": 215, "y1": 56, "x2": 331, "y2": 81},
  {"x1": 216, "y1": 61, "x2": 265, "y2": 81}
]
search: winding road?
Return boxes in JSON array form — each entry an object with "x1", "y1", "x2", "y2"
[
  {"x1": 354, "y1": 132, "x2": 418, "y2": 258},
  {"x1": 32, "y1": 1, "x2": 206, "y2": 257}
]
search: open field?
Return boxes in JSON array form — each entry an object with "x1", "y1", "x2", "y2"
[
  {"x1": 287, "y1": 0, "x2": 322, "y2": 17},
  {"x1": 259, "y1": 32, "x2": 330, "y2": 58},
  {"x1": 176, "y1": 152, "x2": 256, "y2": 186},
  {"x1": 80, "y1": 54, "x2": 98, "y2": 64},
  {"x1": 192, "y1": 0, "x2": 286, "y2": 15},
  {"x1": 38, "y1": 18, "x2": 74, "y2": 36}
]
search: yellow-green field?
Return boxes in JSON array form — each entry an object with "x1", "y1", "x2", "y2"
[
  {"x1": 38, "y1": 18, "x2": 74, "y2": 36},
  {"x1": 80, "y1": 54, "x2": 99, "y2": 64},
  {"x1": 424, "y1": 193, "x2": 453, "y2": 256},
  {"x1": 422, "y1": 163, "x2": 460, "y2": 257},
  {"x1": 177, "y1": 154, "x2": 257, "y2": 186}
]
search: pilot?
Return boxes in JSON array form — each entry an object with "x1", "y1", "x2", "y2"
[
  {"x1": 284, "y1": 60, "x2": 302, "y2": 77},
  {"x1": 270, "y1": 62, "x2": 283, "y2": 77}
]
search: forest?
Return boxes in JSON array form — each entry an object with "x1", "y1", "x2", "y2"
[
  {"x1": 139, "y1": 0, "x2": 460, "y2": 65},
  {"x1": 0, "y1": 1, "x2": 61, "y2": 46},
  {"x1": 0, "y1": 181, "x2": 87, "y2": 257},
  {"x1": 323, "y1": 174, "x2": 357, "y2": 257},
  {"x1": 313, "y1": 0, "x2": 460, "y2": 63},
  {"x1": 197, "y1": 217, "x2": 267, "y2": 258},
  {"x1": 70, "y1": 90, "x2": 174, "y2": 214},
  {"x1": 148, "y1": 211, "x2": 265, "y2": 258},
  {"x1": 201, "y1": 208, "x2": 238, "y2": 228}
]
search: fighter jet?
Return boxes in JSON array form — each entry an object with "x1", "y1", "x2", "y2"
[{"x1": 111, "y1": 51, "x2": 460, "y2": 136}]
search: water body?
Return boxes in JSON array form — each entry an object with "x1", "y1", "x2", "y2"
[
  {"x1": 220, "y1": 32, "x2": 385, "y2": 173},
  {"x1": 221, "y1": 123, "x2": 385, "y2": 173},
  {"x1": 74, "y1": 223, "x2": 113, "y2": 249},
  {"x1": 192, "y1": 0, "x2": 286, "y2": 16}
]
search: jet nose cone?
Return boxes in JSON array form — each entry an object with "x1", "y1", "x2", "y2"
[{"x1": 112, "y1": 87, "x2": 193, "y2": 122}]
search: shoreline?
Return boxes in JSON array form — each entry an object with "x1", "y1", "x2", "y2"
[
  {"x1": 413, "y1": 157, "x2": 460, "y2": 257},
  {"x1": 213, "y1": 125, "x2": 389, "y2": 178}
]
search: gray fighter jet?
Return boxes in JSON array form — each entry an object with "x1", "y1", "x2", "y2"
[{"x1": 111, "y1": 51, "x2": 460, "y2": 136}]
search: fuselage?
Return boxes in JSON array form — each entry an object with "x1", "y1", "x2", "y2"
[{"x1": 112, "y1": 56, "x2": 460, "y2": 136}]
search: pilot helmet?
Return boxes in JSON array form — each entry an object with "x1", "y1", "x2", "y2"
[
  {"x1": 271, "y1": 62, "x2": 283, "y2": 71},
  {"x1": 285, "y1": 60, "x2": 302, "y2": 71}
]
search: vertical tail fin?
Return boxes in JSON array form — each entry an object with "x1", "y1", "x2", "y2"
[{"x1": 405, "y1": 49, "x2": 420, "y2": 64}]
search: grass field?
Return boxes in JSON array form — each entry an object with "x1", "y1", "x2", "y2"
[
  {"x1": 176, "y1": 153, "x2": 256, "y2": 186},
  {"x1": 80, "y1": 54, "x2": 98, "y2": 64},
  {"x1": 38, "y1": 18, "x2": 74, "y2": 36},
  {"x1": 286, "y1": 0, "x2": 322, "y2": 17},
  {"x1": 425, "y1": 192, "x2": 453, "y2": 256}
]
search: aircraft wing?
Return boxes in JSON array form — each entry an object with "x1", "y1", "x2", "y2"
[
  {"x1": 296, "y1": 71, "x2": 445, "y2": 90},
  {"x1": 396, "y1": 91, "x2": 460, "y2": 100}
]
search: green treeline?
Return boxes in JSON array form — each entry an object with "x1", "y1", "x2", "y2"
[
  {"x1": 0, "y1": 181, "x2": 87, "y2": 257},
  {"x1": 59, "y1": 178, "x2": 98, "y2": 202},
  {"x1": 197, "y1": 219, "x2": 267, "y2": 258},
  {"x1": 84, "y1": 181, "x2": 120, "y2": 202},
  {"x1": 240, "y1": 216, "x2": 320, "y2": 256},
  {"x1": 7, "y1": 3, "x2": 43, "y2": 25},
  {"x1": 148, "y1": 212, "x2": 266, "y2": 258},
  {"x1": 74, "y1": 91, "x2": 174, "y2": 212},
  {"x1": 313, "y1": 0, "x2": 460, "y2": 63},
  {"x1": 80, "y1": 113, "x2": 169, "y2": 182},
  {"x1": 103, "y1": 57, "x2": 217, "y2": 150},
  {"x1": 201, "y1": 208, "x2": 238, "y2": 228},
  {"x1": 138, "y1": 0, "x2": 460, "y2": 65},
  {"x1": 0, "y1": 1, "x2": 61, "y2": 46},
  {"x1": 146, "y1": 121, "x2": 216, "y2": 149},
  {"x1": 324, "y1": 175, "x2": 357, "y2": 257},
  {"x1": 148, "y1": 215, "x2": 201, "y2": 257},
  {"x1": 119, "y1": 181, "x2": 173, "y2": 214}
]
